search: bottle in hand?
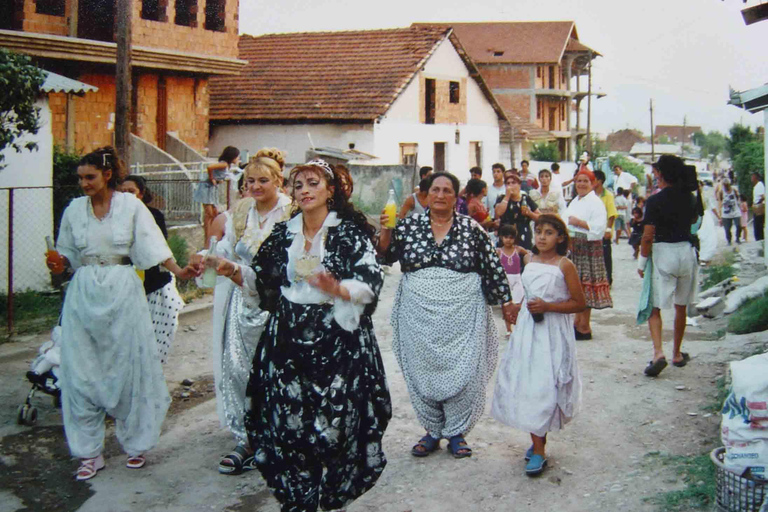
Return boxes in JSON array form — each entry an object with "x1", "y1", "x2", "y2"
[
  {"x1": 201, "y1": 236, "x2": 219, "y2": 288},
  {"x1": 45, "y1": 236, "x2": 65, "y2": 274},
  {"x1": 384, "y1": 189, "x2": 397, "y2": 229}
]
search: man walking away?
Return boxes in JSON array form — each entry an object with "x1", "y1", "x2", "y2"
[{"x1": 752, "y1": 172, "x2": 765, "y2": 241}]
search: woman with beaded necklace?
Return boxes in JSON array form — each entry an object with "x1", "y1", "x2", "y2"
[
  {"x1": 190, "y1": 148, "x2": 292, "y2": 475},
  {"x1": 221, "y1": 159, "x2": 390, "y2": 512}
]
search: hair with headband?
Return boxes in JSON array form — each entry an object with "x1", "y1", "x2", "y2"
[
  {"x1": 289, "y1": 159, "x2": 374, "y2": 241},
  {"x1": 79, "y1": 146, "x2": 126, "y2": 189}
]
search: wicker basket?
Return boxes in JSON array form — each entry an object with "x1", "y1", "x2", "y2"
[{"x1": 711, "y1": 447, "x2": 767, "y2": 512}]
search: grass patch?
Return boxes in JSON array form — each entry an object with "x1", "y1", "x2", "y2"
[
  {"x1": 728, "y1": 292, "x2": 768, "y2": 334},
  {"x1": 701, "y1": 252, "x2": 736, "y2": 290},
  {"x1": 0, "y1": 290, "x2": 62, "y2": 336},
  {"x1": 704, "y1": 374, "x2": 730, "y2": 414},
  {"x1": 645, "y1": 452, "x2": 716, "y2": 511}
]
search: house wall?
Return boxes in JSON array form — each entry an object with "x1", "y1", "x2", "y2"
[
  {"x1": 11, "y1": 0, "x2": 239, "y2": 59},
  {"x1": 0, "y1": 98, "x2": 54, "y2": 293},
  {"x1": 480, "y1": 65, "x2": 531, "y2": 90},
  {"x1": 47, "y1": 72, "x2": 209, "y2": 155},
  {"x1": 208, "y1": 124, "x2": 376, "y2": 166}
]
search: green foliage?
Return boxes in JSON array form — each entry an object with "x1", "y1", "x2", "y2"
[
  {"x1": 700, "y1": 253, "x2": 736, "y2": 290},
  {"x1": 0, "y1": 49, "x2": 46, "y2": 168},
  {"x1": 645, "y1": 452, "x2": 716, "y2": 511},
  {"x1": 609, "y1": 154, "x2": 645, "y2": 183},
  {"x1": 732, "y1": 141, "x2": 764, "y2": 203},
  {"x1": 528, "y1": 141, "x2": 561, "y2": 162},
  {"x1": 167, "y1": 234, "x2": 189, "y2": 268},
  {"x1": 727, "y1": 124, "x2": 759, "y2": 158},
  {"x1": 658, "y1": 134, "x2": 671, "y2": 144},
  {"x1": 52, "y1": 146, "x2": 83, "y2": 240},
  {"x1": 0, "y1": 290, "x2": 62, "y2": 335},
  {"x1": 693, "y1": 131, "x2": 727, "y2": 162},
  {"x1": 728, "y1": 292, "x2": 768, "y2": 334}
]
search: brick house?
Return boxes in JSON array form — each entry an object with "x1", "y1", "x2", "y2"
[
  {"x1": 208, "y1": 26, "x2": 509, "y2": 182},
  {"x1": 414, "y1": 22, "x2": 602, "y2": 163},
  {"x1": 0, "y1": 0, "x2": 245, "y2": 158},
  {"x1": 654, "y1": 125, "x2": 703, "y2": 145}
]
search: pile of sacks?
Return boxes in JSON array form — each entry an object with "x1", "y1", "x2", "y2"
[{"x1": 721, "y1": 352, "x2": 768, "y2": 481}]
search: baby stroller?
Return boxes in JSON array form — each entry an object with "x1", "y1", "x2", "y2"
[{"x1": 17, "y1": 326, "x2": 62, "y2": 426}]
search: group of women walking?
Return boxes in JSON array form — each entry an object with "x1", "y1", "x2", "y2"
[{"x1": 48, "y1": 148, "x2": 702, "y2": 509}]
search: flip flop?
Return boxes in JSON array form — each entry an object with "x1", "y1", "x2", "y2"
[
  {"x1": 411, "y1": 434, "x2": 440, "y2": 457},
  {"x1": 672, "y1": 352, "x2": 691, "y2": 367},
  {"x1": 644, "y1": 357, "x2": 668, "y2": 377}
]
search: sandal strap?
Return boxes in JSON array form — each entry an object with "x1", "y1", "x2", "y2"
[{"x1": 221, "y1": 445, "x2": 251, "y2": 466}]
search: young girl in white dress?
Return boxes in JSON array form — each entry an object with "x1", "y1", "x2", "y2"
[
  {"x1": 491, "y1": 214, "x2": 586, "y2": 477},
  {"x1": 47, "y1": 147, "x2": 196, "y2": 481}
]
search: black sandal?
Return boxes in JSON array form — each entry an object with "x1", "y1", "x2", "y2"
[
  {"x1": 411, "y1": 434, "x2": 440, "y2": 457},
  {"x1": 448, "y1": 435, "x2": 472, "y2": 459},
  {"x1": 644, "y1": 357, "x2": 668, "y2": 377},
  {"x1": 672, "y1": 353, "x2": 690, "y2": 367},
  {"x1": 219, "y1": 445, "x2": 256, "y2": 475}
]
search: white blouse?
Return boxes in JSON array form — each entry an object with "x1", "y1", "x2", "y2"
[{"x1": 564, "y1": 190, "x2": 607, "y2": 241}]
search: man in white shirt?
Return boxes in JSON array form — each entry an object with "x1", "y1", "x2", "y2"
[
  {"x1": 549, "y1": 162, "x2": 564, "y2": 195},
  {"x1": 484, "y1": 163, "x2": 508, "y2": 216},
  {"x1": 612, "y1": 165, "x2": 638, "y2": 196},
  {"x1": 752, "y1": 172, "x2": 765, "y2": 241}
]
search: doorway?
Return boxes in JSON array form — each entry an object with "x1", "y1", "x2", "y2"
[
  {"x1": 434, "y1": 142, "x2": 445, "y2": 172},
  {"x1": 156, "y1": 76, "x2": 167, "y2": 150},
  {"x1": 425, "y1": 79, "x2": 436, "y2": 125}
]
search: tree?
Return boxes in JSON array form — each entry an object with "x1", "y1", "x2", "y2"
[
  {"x1": 0, "y1": 49, "x2": 46, "y2": 168},
  {"x1": 694, "y1": 131, "x2": 727, "y2": 162},
  {"x1": 576, "y1": 136, "x2": 608, "y2": 161},
  {"x1": 727, "y1": 124, "x2": 759, "y2": 159},
  {"x1": 528, "y1": 141, "x2": 560, "y2": 162},
  {"x1": 732, "y1": 141, "x2": 764, "y2": 204},
  {"x1": 658, "y1": 134, "x2": 671, "y2": 144},
  {"x1": 608, "y1": 154, "x2": 645, "y2": 183}
]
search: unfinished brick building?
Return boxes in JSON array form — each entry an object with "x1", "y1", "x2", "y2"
[{"x1": 0, "y1": 0, "x2": 244, "y2": 159}]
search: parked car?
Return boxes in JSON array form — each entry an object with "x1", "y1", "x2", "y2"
[{"x1": 698, "y1": 170, "x2": 714, "y2": 187}]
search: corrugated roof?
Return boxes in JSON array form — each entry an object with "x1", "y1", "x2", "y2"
[
  {"x1": 412, "y1": 22, "x2": 581, "y2": 64},
  {"x1": 209, "y1": 27, "x2": 454, "y2": 122},
  {"x1": 40, "y1": 70, "x2": 98, "y2": 94}
]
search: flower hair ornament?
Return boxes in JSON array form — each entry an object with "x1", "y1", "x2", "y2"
[{"x1": 305, "y1": 159, "x2": 335, "y2": 179}]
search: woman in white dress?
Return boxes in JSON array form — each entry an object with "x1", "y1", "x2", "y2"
[
  {"x1": 189, "y1": 148, "x2": 292, "y2": 475},
  {"x1": 492, "y1": 214, "x2": 586, "y2": 476},
  {"x1": 47, "y1": 147, "x2": 195, "y2": 481},
  {"x1": 528, "y1": 169, "x2": 567, "y2": 218}
]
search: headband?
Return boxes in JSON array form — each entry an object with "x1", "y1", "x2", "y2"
[
  {"x1": 304, "y1": 159, "x2": 335, "y2": 179},
  {"x1": 576, "y1": 168, "x2": 596, "y2": 183}
]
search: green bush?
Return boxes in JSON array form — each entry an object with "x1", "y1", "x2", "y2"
[
  {"x1": 53, "y1": 145, "x2": 83, "y2": 239},
  {"x1": 528, "y1": 141, "x2": 561, "y2": 162},
  {"x1": 167, "y1": 234, "x2": 189, "y2": 268},
  {"x1": 0, "y1": 290, "x2": 62, "y2": 335},
  {"x1": 609, "y1": 154, "x2": 646, "y2": 183},
  {"x1": 700, "y1": 254, "x2": 736, "y2": 290},
  {"x1": 728, "y1": 292, "x2": 768, "y2": 334}
]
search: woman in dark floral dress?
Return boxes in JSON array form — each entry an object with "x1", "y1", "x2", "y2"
[
  {"x1": 241, "y1": 159, "x2": 391, "y2": 512},
  {"x1": 495, "y1": 173, "x2": 539, "y2": 250}
]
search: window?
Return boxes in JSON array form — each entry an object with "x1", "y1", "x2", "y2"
[
  {"x1": 36, "y1": 0, "x2": 65, "y2": 16},
  {"x1": 175, "y1": 0, "x2": 197, "y2": 26},
  {"x1": 536, "y1": 99, "x2": 542, "y2": 120},
  {"x1": 434, "y1": 142, "x2": 445, "y2": 172},
  {"x1": 536, "y1": 67, "x2": 541, "y2": 78},
  {"x1": 141, "y1": 0, "x2": 167, "y2": 22},
  {"x1": 425, "y1": 78, "x2": 435, "y2": 125},
  {"x1": 400, "y1": 143, "x2": 418, "y2": 165},
  {"x1": 493, "y1": 50, "x2": 504, "y2": 57},
  {"x1": 204, "y1": 0, "x2": 225, "y2": 32},
  {"x1": 548, "y1": 66, "x2": 555, "y2": 89},
  {"x1": 561, "y1": 103, "x2": 565, "y2": 121},
  {"x1": 449, "y1": 81, "x2": 460, "y2": 104}
]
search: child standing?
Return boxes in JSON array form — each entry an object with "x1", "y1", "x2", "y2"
[
  {"x1": 491, "y1": 214, "x2": 586, "y2": 476},
  {"x1": 614, "y1": 187, "x2": 629, "y2": 244},
  {"x1": 497, "y1": 224, "x2": 527, "y2": 335},
  {"x1": 739, "y1": 193, "x2": 749, "y2": 243},
  {"x1": 629, "y1": 207, "x2": 644, "y2": 259}
]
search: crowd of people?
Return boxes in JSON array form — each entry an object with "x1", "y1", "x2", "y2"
[{"x1": 44, "y1": 145, "x2": 764, "y2": 510}]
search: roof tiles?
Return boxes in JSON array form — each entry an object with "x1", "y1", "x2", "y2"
[{"x1": 209, "y1": 27, "x2": 451, "y2": 122}]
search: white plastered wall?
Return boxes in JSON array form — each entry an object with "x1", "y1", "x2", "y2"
[{"x1": 0, "y1": 98, "x2": 54, "y2": 292}]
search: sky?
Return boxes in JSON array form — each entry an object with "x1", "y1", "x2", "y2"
[{"x1": 238, "y1": 0, "x2": 768, "y2": 138}]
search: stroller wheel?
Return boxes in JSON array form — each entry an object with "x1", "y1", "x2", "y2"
[
  {"x1": 25, "y1": 407, "x2": 38, "y2": 426},
  {"x1": 16, "y1": 404, "x2": 28, "y2": 425}
]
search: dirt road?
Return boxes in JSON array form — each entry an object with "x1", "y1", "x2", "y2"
[{"x1": 1, "y1": 237, "x2": 766, "y2": 512}]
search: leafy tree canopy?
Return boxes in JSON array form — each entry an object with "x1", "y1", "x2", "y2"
[
  {"x1": 528, "y1": 141, "x2": 561, "y2": 162},
  {"x1": 0, "y1": 49, "x2": 46, "y2": 168},
  {"x1": 608, "y1": 154, "x2": 645, "y2": 183},
  {"x1": 693, "y1": 130, "x2": 727, "y2": 162}
]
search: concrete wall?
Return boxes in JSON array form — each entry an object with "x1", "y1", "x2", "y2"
[
  {"x1": 208, "y1": 123, "x2": 376, "y2": 167},
  {"x1": 346, "y1": 164, "x2": 417, "y2": 216},
  {"x1": 0, "y1": 98, "x2": 54, "y2": 293}
]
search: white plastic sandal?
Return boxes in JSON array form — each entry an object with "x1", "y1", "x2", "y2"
[
  {"x1": 75, "y1": 455, "x2": 105, "y2": 481},
  {"x1": 126, "y1": 454, "x2": 146, "y2": 469}
]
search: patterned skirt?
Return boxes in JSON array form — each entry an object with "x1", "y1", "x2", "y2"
[{"x1": 570, "y1": 232, "x2": 613, "y2": 309}]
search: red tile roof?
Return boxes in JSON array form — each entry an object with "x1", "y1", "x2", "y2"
[
  {"x1": 210, "y1": 27, "x2": 455, "y2": 122},
  {"x1": 606, "y1": 129, "x2": 646, "y2": 153},
  {"x1": 654, "y1": 125, "x2": 703, "y2": 143},
  {"x1": 412, "y1": 22, "x2": 584, "y2": 64}
]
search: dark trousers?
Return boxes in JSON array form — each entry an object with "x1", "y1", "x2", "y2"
[
  {"x1": 602, "y1": 238, "x2": 613, "y2": 286},
  {"x1": 723, "y1": 217, "x2": 741, "y2": 244},
  {"x1": 755, "y1": 214, "x2": 765, "y2": 241}
]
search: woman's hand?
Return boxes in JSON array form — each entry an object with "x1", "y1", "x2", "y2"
[
  {"x1": 379, "y1": 212, "x2": 392, "y2": 230},
  {"x1": 188, "y1": 253, "x2": 205, "y2": 273},
  {"x1": 215, "y1": 258, "x2": 236, "y2": 277},
  {"x1": 527, "y1": 298, "x2": 549, "y2": 314},
  {"x1": 176, "y1": 265, "x2": 199, "y2": 280},
  {"x1": 502, "y1": 301, "x2": 520, "y2": 325},
  {"x1": 637, "y1": 269, "x2": 644, "y2": 278},
  {"x1": 307, "y1": 271, "x2": 350, "y2": 300},
  {"x1": 568, "y1": 216, "x2": 583, "y2": 228}
]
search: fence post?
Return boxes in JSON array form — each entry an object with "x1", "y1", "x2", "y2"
[{"x1": 7, "y1": 188, "x2": 14, "y2": 334}]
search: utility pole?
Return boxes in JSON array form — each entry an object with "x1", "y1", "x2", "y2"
[
  {"x1": 115, "y1": 0, "x2": 132, "y2": 165},
  {"x1": 649, "y1": 99, "x2": 655, "y2": 163},
  {"x1": 586, "y1": 51, "x2": 593, "y2": 153},
  {"x1": 681, "y1": 115, "x2": 687, "y2": 157}
]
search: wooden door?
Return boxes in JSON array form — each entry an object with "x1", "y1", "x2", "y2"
[
  {"x1": 434, "y1": 142, "x2": 445, "y2": 172},
  {"x1": 156, "y1": 76, "x2": 167, "y2": 150}
]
